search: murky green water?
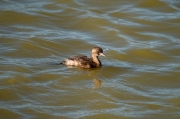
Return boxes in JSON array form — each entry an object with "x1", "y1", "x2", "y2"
[{"x1": 0, "y1": 0, "x2": 180, "y2": 119}]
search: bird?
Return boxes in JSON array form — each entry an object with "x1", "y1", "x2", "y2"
[{"x1": 61, "y1": 46, "x2": 105, "y2": 68}]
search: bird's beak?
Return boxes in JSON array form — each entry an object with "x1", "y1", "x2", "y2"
[{"x1": 99, "y1": 53, "x2": 106, "y2": 57}]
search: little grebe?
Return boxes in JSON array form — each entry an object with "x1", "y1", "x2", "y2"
[{"x1": 61, "y1": 46, "x2": 105, "y2": 68}]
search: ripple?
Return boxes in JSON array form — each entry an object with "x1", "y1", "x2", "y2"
[
  {"x1": 1, "y1": 0, "x2": 180, "y2": 118},
  {"x1": 138, "y1": 32, "x2": 180, "y2": 43}
]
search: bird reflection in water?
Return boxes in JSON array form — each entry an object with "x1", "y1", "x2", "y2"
[
  {"x1": 87, "y1": 67, "x2": 102, "y2": 90},
  {"x1": 92, "y1": 78, "x2": 102, "y2": 89}
]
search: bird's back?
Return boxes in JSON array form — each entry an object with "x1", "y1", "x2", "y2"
[{"x1": 61, "y1": 55, "x2": 95, "y2": 68}]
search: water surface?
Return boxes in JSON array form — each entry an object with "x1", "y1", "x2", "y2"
[{"x1": 0, "y1": 0, "x2": 180, "y2": 119}]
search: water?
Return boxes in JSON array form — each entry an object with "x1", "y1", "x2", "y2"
[{"x1": 0, "y1": 0, "x2": 180, "y2": 119}]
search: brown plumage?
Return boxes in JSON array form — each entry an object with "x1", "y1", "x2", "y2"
[{"x1": 61, "y1": 46, "x2": 105, "y2": 68}]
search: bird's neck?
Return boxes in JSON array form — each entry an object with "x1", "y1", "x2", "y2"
[{"x1": 92, "y1": 55, "x2": 101, "y2": 67}]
